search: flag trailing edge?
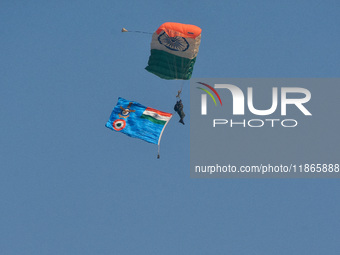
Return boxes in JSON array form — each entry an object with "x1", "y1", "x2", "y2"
[{"x1": 105, "y1": 97, "x2": 172, "y2": 146}]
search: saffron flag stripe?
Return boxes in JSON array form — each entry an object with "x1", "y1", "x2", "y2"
[
  {"x1": 156, "y1": 22, "x2": 202, "y2": 39},
  {"x1": 145, "y1": 107, "x2": 172, "y2": 117},
  {"x1": 144, "y1": 108, "x2": 172, "y2": 118}
]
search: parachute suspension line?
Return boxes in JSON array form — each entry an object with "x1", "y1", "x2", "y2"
[
  {"x1": 121, "y1": 28, "x2": 152, "y2": 34},
  {"x1": 180, "y1": 80, "x2": 185, "y2": 92},
  {"x1": 128, "y1": 31, "x2": 153, "y2": 34},
  {"x1": 176, "y1": 80, "x2": 185, "y2": 99}
]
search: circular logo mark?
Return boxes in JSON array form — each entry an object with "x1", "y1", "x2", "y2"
[{"x1": 112, "y1": 119, "x2": 126, "y2": 131}]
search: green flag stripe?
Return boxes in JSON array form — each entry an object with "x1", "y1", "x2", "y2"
[
  {"x1": 141, "y1": 114, "x2": 166, "y2": 125},
  {"x1": 145, "y1": 49, "x2": 196, "y2": 80}
]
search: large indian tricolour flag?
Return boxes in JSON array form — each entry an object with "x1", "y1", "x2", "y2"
[
  {"x1": 145, "y1": 22, "x2": 202, "y2": 80},
  {"x1": 106, "y1": 97, "x2": 172, "y2": 146}
]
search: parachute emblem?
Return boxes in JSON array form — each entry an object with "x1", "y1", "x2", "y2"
[{"x1": 157, "y1": 32, "x2": 189, "y2": 52}]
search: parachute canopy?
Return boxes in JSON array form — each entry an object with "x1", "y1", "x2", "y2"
[{"x1": 145, "y1": 22, "x2": 202, "y2": 80}]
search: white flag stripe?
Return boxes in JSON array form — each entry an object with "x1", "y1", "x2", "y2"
[
  {"x1": 143, "y1": 110, "x2": 172, "y2": 122},
  {"x1": 150, "y1": 32, "x2": 201, "y2": 59}
]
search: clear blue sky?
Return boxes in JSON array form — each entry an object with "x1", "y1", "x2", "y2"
[{"x1": 1, "y1": 1, "x2": 339, "y2": 254}]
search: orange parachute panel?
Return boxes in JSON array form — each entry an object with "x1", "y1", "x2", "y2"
[{"x1": 156, "y1": 22, "x2": 202, "y2": 39}]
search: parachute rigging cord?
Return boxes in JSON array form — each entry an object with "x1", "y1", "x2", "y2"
[
  {"x1": 176, "y1": 89, "x2": 182, "y2": 99},
  {"x1": 121, "y1": 28, "x2": 152, "y2": 34}
]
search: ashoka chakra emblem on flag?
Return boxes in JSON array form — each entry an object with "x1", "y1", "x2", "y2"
[
  {"x1": 158, "y1": 32, "x2": 189, "y2": 52},
  {"x1": 113, "y1": 119, "x2": 126, "y2": 131}
]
